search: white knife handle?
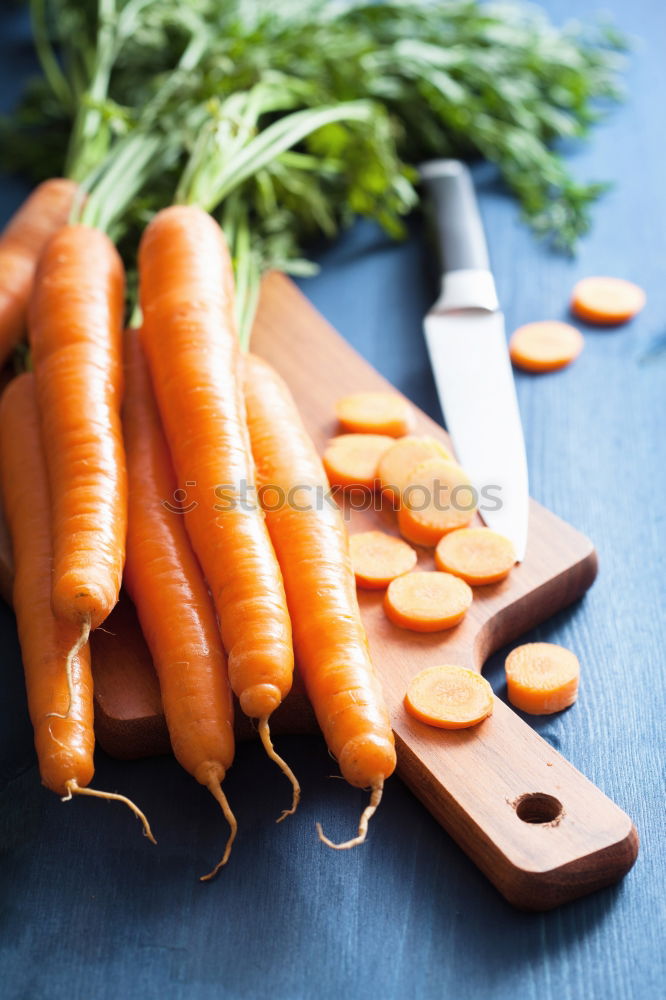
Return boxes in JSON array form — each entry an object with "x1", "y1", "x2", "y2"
[{"x1": 420, "y1": 160, "x2": 489, "y2": 273}]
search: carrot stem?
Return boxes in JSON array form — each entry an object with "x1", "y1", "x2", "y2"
[
  {"x1": 200, "y1": 779, "x2": 238, "y2": 882},
  {"x1": 258, "y1": 716, "x2": 301, "y2": 823},
  {"x1": 45, "y1": 614, "x2": 91, "y2": 721},
  {"x1": 316, "y1": 780, "x2": 384, "y2": 850},
  {"x1": 63, "y1": 778, "x2": 156, "y2": 844}
]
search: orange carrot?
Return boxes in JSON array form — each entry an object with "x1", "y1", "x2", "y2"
[
  {"x1": 139, "y1": 206, "x2": 296, "y2": 806},
  {"x1": 322, "y1": 433, "x2": 393, "y2": 490},
  {"x1": 243, "y1": 354, "x2": 396, "y2": 849},
  {"x1": 509, "y1": 321, "x2": 584, "y2": 373},
  {"x1": 377, "y1": 435, "x2": 454, "y2": 504},
  {"x1": 29, "y1": 224, "x2": 127, "y2": 636},
  {"x1": 384, "y1": 571, "x2": 472, "y2": 632},
  {"x1": 435, "y1": 527, "x2": 516, "y2": 585},
  {"x1": 335, "y1": 391, "x2": 414, "y2": 437},
  {"x1": 349, "y1": 530, "x2": 417, "y2": 589},
  {"x1": 397, "y1": 456, "x2": 477, "y2": 546},
  {"x1": 505, "y1": 642, "x2": 580, "y2": 715},
  {"x1": 570, "y1": 276, "x2": 646, "y2": 325},
  {"x1": 0, "y1": 180, "x2": 78, "y2": 366},
  {"x1": 404, "y1": 665, "x2": 494, "y2": 729},
  {"x1": 0, "y1": 374, "x2": 153, "y2": 839},
  {"x1": 122, "y1": 329, "x2": 237, "y2": 876}
]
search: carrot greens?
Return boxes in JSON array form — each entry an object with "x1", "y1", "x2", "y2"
[{"x1": 2, "y1": 0, "x2": 629, "y2": 332}]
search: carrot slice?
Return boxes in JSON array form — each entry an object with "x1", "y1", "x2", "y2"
[
  {"x1": 435, "y1": 527, "x2": 516, "y2": 585},
  {"x1": 323, "y1": 433, "x2": 394, "y2": 489},
  {"x1": 404, "y1": 665, "x2": 494, "y2": 729},
  {"x1": 335, "y1": 391, "x2": 414, "y2": 437},
  {"x1": 570, "y1": 276, "x2": 646, "y2": 325},
  {"x1": 384, "y1": 571, "x2": 472, "y2": 632},
  {"x1": 349, "y1": 530, "x2": 417, "y2": 590},
  {"x1": 397, "y1": 457, "x2": 477, "y2": 546},
  {"x1": 509, "y1": 321, "x2": 584, "y2": 373},
  {"x1": 505, "y1": 642, "x2": 580, "y2": 715},
  {"x1": 377, "y1": 435, "x2": 454, "y2": 504}
]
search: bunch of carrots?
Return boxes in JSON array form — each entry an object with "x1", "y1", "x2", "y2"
[{"x1": 0, "y1": 182, "x2": 397, "y2": 878}]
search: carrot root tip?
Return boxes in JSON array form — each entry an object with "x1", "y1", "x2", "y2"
[
  {"x1": 258, "y1": 716, "x2": 301, "y2": 822},
  {"x1": 63, "y1": 779, "x2": 156, "y2": 844},
  {"x1": 46, "y1": 615, "x2": 91, "y2": 721},
  {"x1": 200, "y1": 779, "x2": 238, "y2": 882},
  {"x1": 316, "y1": 781, "x2": 384, "y2": 850}
]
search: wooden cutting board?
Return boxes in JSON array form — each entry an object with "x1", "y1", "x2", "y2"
[{"x1": 0, "y1": 273, "x2": 637, "y2": 910}]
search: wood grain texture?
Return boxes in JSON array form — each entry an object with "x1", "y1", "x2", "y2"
[{"x1": 0, "y1": 272, "x2": 637, "y2": 910}]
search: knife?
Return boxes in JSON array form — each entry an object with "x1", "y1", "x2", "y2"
[{"x1": 420, "y1": 159, "x2": 529, "y2": 561}]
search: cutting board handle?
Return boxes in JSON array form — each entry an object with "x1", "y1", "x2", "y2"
[{"x1": 396, "y1": 698, "x2": 638, "y2": 909}]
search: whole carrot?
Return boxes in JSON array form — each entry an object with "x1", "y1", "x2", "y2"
[
  {"x1": 139, "y1": 205, "x2": 297, "y2": 814},
  {"x1": 243, "y1": 354, "x2": 396, "y2": 848},
  {"x1": 0, "y1": 373, "x2": 153, "y2": 838},
  {"x1": 29, "y1": 224, "x2": 127, "y2": 644},
  {"x1": 122, "y1": 328, "x2": 236, "y2": 877},
  {"x1": 0, "y1": 179, "x2": 78, "y2": 366}
]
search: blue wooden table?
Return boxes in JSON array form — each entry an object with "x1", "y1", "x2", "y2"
[{"x1": 1, "y1": 2, "x2": 664, "y2": 998}]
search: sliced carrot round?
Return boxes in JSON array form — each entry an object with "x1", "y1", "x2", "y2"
[
  {"x1": 384, "y1": 571, "x2": 472, "y2": 632},
  {"x1": 397, "y1": 457, "x2": 477, "y2": 546},
  {"x1": 570, "y1": 276, "x2": 646, "y2": 326},
  {"x1": 509, "y1": 321, "x2": 583, "y2": 373},
  {"x1": 404, "y1": 665, "x2": 494, "y2": 729},
  {"x1": 349, "y1": 530, "x2": 417, "y2": 590},
  {"x1": 377, "y1": 435, "x2": 454, "y2": 504},
  {"x1": 435, "y1": 527, "x2": 516, "y2": 585},
  {"x1": 335, "y1": 391, "x2": 414, "y2": 437},
  {"x1": 505, "y1": 642, "x2": 580, "y2": 715},
  {"x1": 322, "y1": 433, "x2": 394, "y2": 490}
]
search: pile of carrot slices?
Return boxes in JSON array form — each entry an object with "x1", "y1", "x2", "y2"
[
  {"x1": 0, "y1": 193, "x2": 399, "y2": 874},
  {"x1": 328, "y1": 393, "x2": 582, "y2": 729}
]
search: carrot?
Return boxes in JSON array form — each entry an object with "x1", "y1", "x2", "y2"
[
  {"x1": 139, "y1": 206, "x2": 297, "y2": 810},
  {"x1": 322, "y1": 433, "x2": 394, "y2": 490},
  {"x1": 29, "y1": 224, "x2": 126, "y2": 637},
  {"x1": 243, "y1": 354, "x2": 396, "y2": 849},
  {"x1": 435, "y1": 527, "x2": 516, "y2": 585},
  {"x1": 509, "y1": 321, "x2": 584, "y2": 373},
  {"x1": 0, "y1": 179, "x2": 78, "y2": 366},
  {"x1": 349, "y1": 530, "x2": 417, "y2": 590},
  {"x1": 384, "y1": 571, "x2": 472, "y2": 632},
  {"x1": 377, "y1": 435, "x2": 454, "y2": 504},
  {"x1": 0, "y1": 374, "x2": 153, "y2": 840},
  {"x1": 570, "y1": 276, "x2": 646, "y2": 325},
  {"x1": 122, "y1": 329, "x2": 237, "y2": 877},
  {"x1": 404, "y1": 665, "x2": 494, "y2": 729},
  {"x1": 397, "y1": 457, "x2": 477, "y2": 546},
  {"x1": 335, "y1": 391, "x2": 414, "y2": 437},
  {"x1": 505, "y1": 642, "x2": 580, "y2": 715}
]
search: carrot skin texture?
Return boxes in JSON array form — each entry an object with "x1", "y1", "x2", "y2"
[
  {"x1": 139, "y1": 207, "x2": 293, "y2": 718},
  {"x1": 122, "y1": 329, "x2": 234, "y2": 784},
  {"x1": 244, "y1": 354, "x2": 396, "y2": 789},
  {"x1": 0, "y1": 374, "x2": 94, "y2": 795},
  {"x1": 0, "y1": 179, "x2": 78, "y2": 365},
  {"x1": 29, "y1": 224, "x2": 127, "y2": 630}
]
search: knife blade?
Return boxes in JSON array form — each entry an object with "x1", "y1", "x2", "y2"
[{"x1": 420, "y1": 160, "x2": 529, "y2": 560}]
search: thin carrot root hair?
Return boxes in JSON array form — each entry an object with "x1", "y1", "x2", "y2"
[
  {"x1": 316, "y1": 780, "x2": 384, "y2": 850},
  {"x1": 258, "y1": 716, "x2": 301, "y2": 823},
  {"x1": 46, "y1": 614, "x2": 91, "y2": 720},
  {"x1": 200, "y1": 779, "x2": 238, "y2": 882},
  {"x1": 62, "y1": 779, "x2": 156, "y2": 844}
]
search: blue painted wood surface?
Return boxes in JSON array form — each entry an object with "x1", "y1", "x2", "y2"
[{"x1": 1, "y1": 2, "x2": 664, "y2": 998}]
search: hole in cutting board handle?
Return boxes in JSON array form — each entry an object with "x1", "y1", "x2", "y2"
[{"x1": 515, "y1": 793, "x2": 563, "y2": 825}]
